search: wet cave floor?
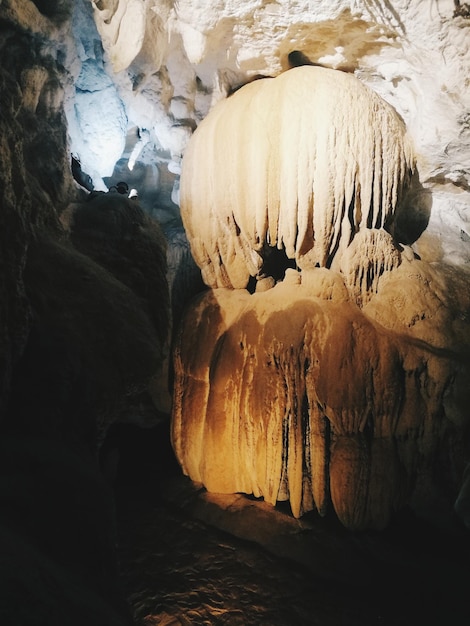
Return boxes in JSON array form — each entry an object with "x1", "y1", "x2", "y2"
[{"x1": 113, "y1": 422, "x2": 470, "y2": 626}]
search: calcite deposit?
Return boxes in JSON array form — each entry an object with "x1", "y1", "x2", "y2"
[
  {"x1": 88, "y1": 0, "x2": 470, "y2": 268},
  {"x1": 0, "y1": 2, "x2": 468, "y2": 624},
  {"x1": 171, "y1": 43, "x2": 470, "y2": 531},
  {"x1": 171, "y1": 261, "x2": 470, "y2": 530},
  {"x1": 180, "y1": 66, "x2": 416, "y2": 290}
]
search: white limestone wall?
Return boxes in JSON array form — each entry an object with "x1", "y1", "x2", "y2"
[{"x1": 82, "y1": 0, "x2": 469, "y2": 264}]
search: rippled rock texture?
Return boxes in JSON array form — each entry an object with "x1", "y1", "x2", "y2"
[
  {"x1": 180, "y1": 66, "x2": 417, "y2": 291},
  {"x1": 89, "y1": 0, "x2": 470, "y2": 268},
  {"x1": 172, "y1": 266, "x2": 470, "y2": 531}
]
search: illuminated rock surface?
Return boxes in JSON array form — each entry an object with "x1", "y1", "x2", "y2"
[
  {"x1": 180, "y1": 66, "x2": 416, "y2": 290},
  {"x1": 172, "y1": 59, "x2": 469, "y2": 531},
  {"x1": 172, "y1": 260, "x2": 470, "y2": 530},
  {"x1": 89, "y1": 0, "x2": 470, "y2": 266}
]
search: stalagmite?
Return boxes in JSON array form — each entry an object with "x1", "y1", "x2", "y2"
[
  {"x1": 172, "y1": 269, "x2": 470, "y2": 530},
  {"x1": 172, "y1": 65, "x2": 470, "y2": 531}
]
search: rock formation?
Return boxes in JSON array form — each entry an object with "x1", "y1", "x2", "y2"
[
  {"x1": 172, "y1": 262, "x2": 470, "y2": 530},
  {"x1": 0, "y1": 0, "x2": 171, "y2": 457},
  {"x1": 88, "y1": 0, "x2": 470, "y2": 268},
  {"x1": 179, "y1": 66, "x2": 416, "y2": 291},
  {"x1": 172, "y1": 65, "x2": 470, "y2": 531}
]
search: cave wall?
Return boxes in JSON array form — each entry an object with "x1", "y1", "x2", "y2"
[
  {"x1": 0, "y1": 0, "x2": 171, "y2": 447},
  {"x1": 0, "y1": 2, "x2": 170, "y2": 623},
  {"x1": 88, "y1": 0, "x2": 470, "y2": 268},
  {"x1": 0, "y1": 0, "x2": 77, "y2": 413}
]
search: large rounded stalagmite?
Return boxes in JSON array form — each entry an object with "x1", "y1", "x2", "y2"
[
  {"x1": 180, "y1": 66, "x2": 416, "y2": 291},
  {"x1": 172, "y1": 65, "x2": 470, "y2": 531}
]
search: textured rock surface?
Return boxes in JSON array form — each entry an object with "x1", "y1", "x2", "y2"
[
  {"x1": 0, "y1": 0, "x2": 172, "y2": 430},
  {"x1": 0, "y1": 0, "x2": 170, "y2": 455},
  {"x1": 68, "y1": 0, "x2": 128, "y2": 190},
  {"x1": 0, "y1": 2, "x2": 170, "y2": 623},
  {"x1": 0, "y1": 0, "x2": 76, "y2": 413},
  {"x1": 61, "y1": 192, "x2": 172, "y2": 415},
  {"x1": 172, "y1": 260, "x2": 470, "y2": 530},
  {"x1": 180, "y1": 65, "x2": 417, "y2": 290},
  {"x1": 152, "y1": 0, "x2": 470, "y2": 530},
  {"x1": 88, "y1": 0, "x2": 470, "y2": 266},
  {"x1": 171, "y1": 23, "x2": 469, "y2": 529}
]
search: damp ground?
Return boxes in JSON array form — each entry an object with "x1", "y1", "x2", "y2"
[{"x1": 114, "y1": 422, "x2": 470, "y2": 626}]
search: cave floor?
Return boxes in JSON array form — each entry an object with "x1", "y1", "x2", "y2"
[{"x1": 114, "y1": 422, "x2": 470, "y2": 626}]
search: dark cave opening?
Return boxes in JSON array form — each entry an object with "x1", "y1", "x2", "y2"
[
  {"x1": 247, "y1": 244, "x2": 298, "y2": 292},
  {"x1": 260, "y1": 245, "x2": 298, "y2": 282}
]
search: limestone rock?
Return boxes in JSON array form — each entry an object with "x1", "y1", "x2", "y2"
[
  {"x1": 0, "y1": 0, "x2": 78, "y2": 413},
  {"x1": 7, "y1": 234, "x2": 165, "y2": 438},
  {"x1": 67, "y1": 0, "x2": 128, "y2": 189},
  {"x1": 61, "y1": 191, "x2": 172, "y2": 416},
  {"x1": 1, "y1": 0, "x2": 469, "y2": 550},
  {"x1": 171, "y1": 262, "x2": 470, "y2": 530},
  {"x1": 180, "y1": 66, "x2": 416, "y2": 291},
  {"x1": 62, "y1": 192, "x2": 170, "y2": 351},
  {"x1": 0, "y1": 7, "x2": 171, "y2": 622},
  {"x1": 86, "y1": 0, "x2": 469, "y2": 267},
  {"x1": 168, "y1": 9, "x2": 470, "y2": 530}
]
